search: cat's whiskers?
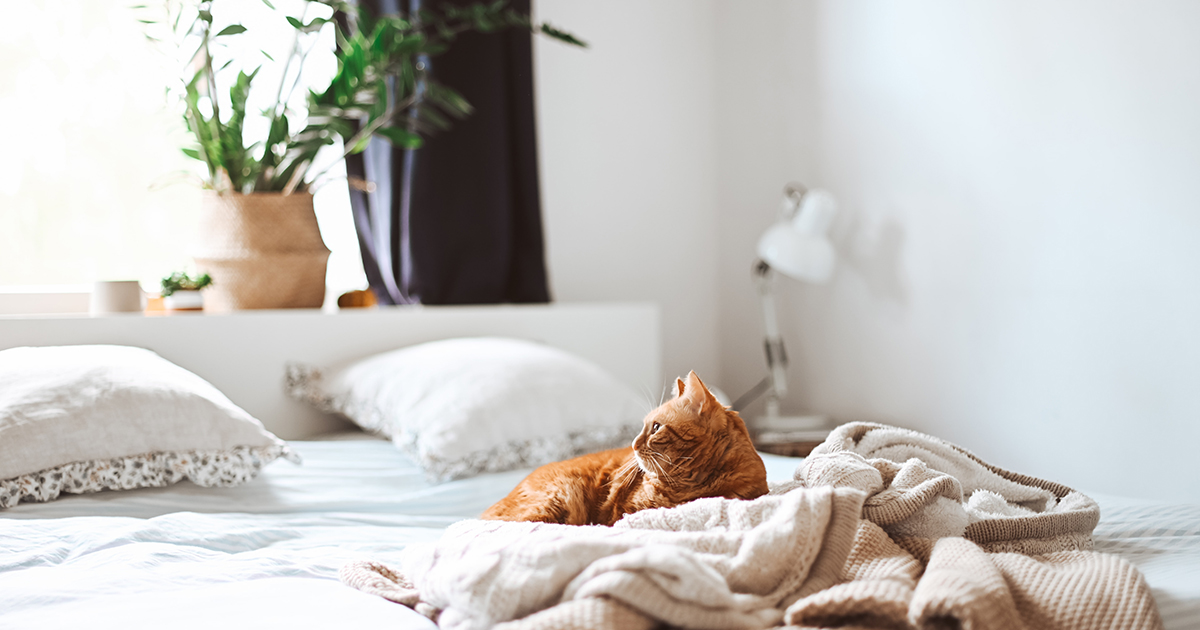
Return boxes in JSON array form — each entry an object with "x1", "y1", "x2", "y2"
[
  {"x1": 644, "y1": 450, "x2": 678, "y2": 487},
  {"x1": 648, "y1": 448, "x2": 673, "y2": 468},
  {"x1": 637, "y1": 384, "x2": 659, "y2": 414},
  {"x1": 632, "y1": 451, "x2": 654, "y2": 477},
  {"x1": 606, "y1": 457, "x2": 640, "y2": 489},
  {"x1": 670, "y1": 456, "x2": 694, "y2": 470},
  {"x1": 604, "y1": 456, "x2": 633, "y2": 487}
]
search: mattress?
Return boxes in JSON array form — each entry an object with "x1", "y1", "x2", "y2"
[
  {"x1": 1091, "y1": 492, "x2": 1200, "y2": 629},
  {"x1": 1, "y1": 439, "x2": 1197, "y2": 629}
]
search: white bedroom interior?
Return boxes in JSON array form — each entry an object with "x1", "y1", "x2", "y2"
[
  {"x1": 3, "y1": 2, "x2": 1200, "y2": 628},
  {"x1": 1, "y1": 0, "x2": 1196, "y2": 500},
  {"x1": 533, "y1": 0, "x2": 1200, "y2": 503}
]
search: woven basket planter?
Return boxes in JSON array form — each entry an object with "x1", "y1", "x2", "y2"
[{"x1": 193, "y1": 192, "x2": 330, "y2": 312}]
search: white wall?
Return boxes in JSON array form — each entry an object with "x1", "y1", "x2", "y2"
[
  {"x1": 711, "y1": 1, "x2": 821, "y2": 416},
  {"x1": 536, "y1": 1, "x2": 1200, "y2": 501},
  {"x1": 713, "y1": 0, "x2": 1200, "y2": 501},
  {"x1": 532, "y1": 1, "x2": 721, "y2": 397}
]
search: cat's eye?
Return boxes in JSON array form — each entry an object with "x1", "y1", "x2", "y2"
[{"x1": 651, "y1": 422, "x2": 661, "y2": 434}]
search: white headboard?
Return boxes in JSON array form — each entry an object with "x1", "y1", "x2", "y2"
[{"x1": 0, "y1": 302, "x2": 662, "y2": 439}]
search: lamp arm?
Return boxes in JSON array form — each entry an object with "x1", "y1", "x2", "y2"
[
  {"x1": 732, "y1": 261, "x2": 792, "y2": 414},
  {"x1": 754, "y1": 260, "x2": 788, "y2": 412}
]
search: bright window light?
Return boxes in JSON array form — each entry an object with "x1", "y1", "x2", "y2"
[{"x1": 0, "y1": 0, "x2": 365, "y2": 300}]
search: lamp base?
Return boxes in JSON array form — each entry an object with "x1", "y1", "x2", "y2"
[{"x1": 754, "y1": 413, "x2": 828, "y2": 433}]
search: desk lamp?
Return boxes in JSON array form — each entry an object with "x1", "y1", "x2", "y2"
[{"x1": 734, "y1": 183, "x2": 838, "y2": 433}]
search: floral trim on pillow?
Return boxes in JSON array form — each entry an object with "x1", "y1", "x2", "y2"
[
  {"x1": 285, "y1": 362, "x2": 395, "y2": 437},
  {"x1": 286, "y1": 362, "x2": 388, "y2": 439},
  {"x1": 285, "y1": 361, "x2": 640, "y2": 481},
  {"x1": 414, "y1": 424, "x2": 641, "y2": 482},
  {"x1": 0, "y1": 445, "x2": 298, "y2": 509},
  {"x1": 285, "y1": 362, "x2": 341, "y2": 415}
]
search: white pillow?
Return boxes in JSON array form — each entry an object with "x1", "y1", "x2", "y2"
[
  {"x1": 0, "y1": 345, "x2": 296, "y2": 509},
  {"x1": 287, "y1": 337, "x2": 648, "y2": 481}
]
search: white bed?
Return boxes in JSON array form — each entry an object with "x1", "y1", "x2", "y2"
[
  {"x1": 0, "y1": 437, "x2": 501, "y2": 630},
  {"x1": 2, "y1": 303, "x2": 1198, "y2": 629},
  {"x1": 0, "y1": 437, "x2": 798, "y2": 630},
  {"x1": 3, "y1": 438, "x2": 1198, "y2": 629}
]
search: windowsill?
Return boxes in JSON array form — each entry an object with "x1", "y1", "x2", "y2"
[
  {"x1": 0, "y1": 283, "x2": 381, "y2": 317},
  {"x1": 0, "y1": 285, "x2": 93, "y2": 316},
  {"x1": 0, "y1": 286, "x2": 352, "y2": 317},
  {"x1": 1, "y1": 283, "x2": 372, "y2": 317}
]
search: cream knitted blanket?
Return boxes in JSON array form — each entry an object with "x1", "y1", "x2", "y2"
[{"x1": 342, "y1": 422, "x2": 1162, "y2": 630}]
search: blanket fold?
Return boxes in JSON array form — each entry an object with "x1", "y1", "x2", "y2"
[{"x1": 342, "y1": 422, "x2": 1162, "y2": 630}]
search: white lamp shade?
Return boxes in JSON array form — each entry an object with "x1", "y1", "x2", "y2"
[
  {"x1": 793, "y1": 189, "x2": 837, "y2": 236},
  {"x1": 757, "y1": 223, "x2": 835, "y2": 283}
]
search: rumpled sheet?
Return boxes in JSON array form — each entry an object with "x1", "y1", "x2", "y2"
[{"x1": 344, "y1": 422, "x2": 1163, "y2": 630}]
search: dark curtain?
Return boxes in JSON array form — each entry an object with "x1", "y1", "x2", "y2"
[{"x1": 345, "y1": 0, "x2": 551, "y2": 305}]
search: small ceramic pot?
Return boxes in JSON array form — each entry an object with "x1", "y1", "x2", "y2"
[{"x1": 163, "y1": 290, "x2": 204, "y2": 312}]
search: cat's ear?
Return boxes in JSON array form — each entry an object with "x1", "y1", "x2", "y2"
[
  {"x1": 680, "y1": 371, "x2": 719, "y2": 415},
  {"x1": 675, "y1": 377, "x2": 686, "y2": 398}
]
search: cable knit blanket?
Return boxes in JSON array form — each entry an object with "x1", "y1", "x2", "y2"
[{"x1": 342, "y1": 422, "x2": 1163, "y2": 630}]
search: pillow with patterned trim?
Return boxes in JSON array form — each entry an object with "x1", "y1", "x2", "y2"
[
  {"x1": 286, "y1": 337, "x2": 648, "y2": 482},
  {"x1": 0, "y1": 345, "x2": 297, "y2": 509}
]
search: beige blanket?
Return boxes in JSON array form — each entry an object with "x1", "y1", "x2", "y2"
[{"x1": 342, "y1": 422, "x2": 1162, "y2": 630}]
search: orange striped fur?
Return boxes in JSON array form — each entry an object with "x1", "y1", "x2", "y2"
[{"x1": 482, "y1": 371, "x2": 768, "y2": 526}]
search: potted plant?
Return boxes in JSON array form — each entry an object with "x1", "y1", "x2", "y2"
[
  {"x1": 160, "y1": 271, "x2": 214, "y2": 311},
  {"x1": 142, "y1": 1, "x2": 583, "y2": 311}
]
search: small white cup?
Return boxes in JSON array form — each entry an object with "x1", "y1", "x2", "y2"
[{"x1": 89, "y1": 281, "x2": 145, "y2": 316}]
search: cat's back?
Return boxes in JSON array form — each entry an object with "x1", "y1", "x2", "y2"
[{"x1": 481, "y1": 446, "x2": 632, "y2": 525}]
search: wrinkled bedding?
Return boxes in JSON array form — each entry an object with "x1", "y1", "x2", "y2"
[
  {"x1": 1, "y1": 435, "x2": 1198, "y2": 630},
  {"x1": 345, "y1": 423, "x2": 1162, "y2": 630}
]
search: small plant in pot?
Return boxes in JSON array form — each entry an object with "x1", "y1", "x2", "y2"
[
  {"x1": 142, "y1": 0, "x2": 583, "y2": 312},
  {"x1": 160, "y1": 271, "x2": 213, "y2": 311}
]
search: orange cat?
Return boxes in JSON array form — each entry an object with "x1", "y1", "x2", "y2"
[{"x1": 482, "y1": 371, "x2": 768, "y2": 526}]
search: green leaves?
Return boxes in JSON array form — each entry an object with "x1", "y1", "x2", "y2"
[
  {"x1": 182, "y1": 68, "x2": 223, "y2": 185},
  {"x1": 540, "y1": 22, "x2": 587, "y2": 48},
  {"x1": 159, "y1": 0, "x2": 585, "y2": 194},
  {"x1": 161, "y1": 271, "x2": 213, "y2": 296},
  {"x1": 222, "y1": 68, "x2": 261, "y2": 191},
  {"x1": 286, "y1": 16, "x2": 329, "y2": 33},
  {"x1": 377, "y1": 127, "x2": 423, "y2": 149},
  {"x1": 215, "y1": 24, "x2": 247, "y2": 37}
]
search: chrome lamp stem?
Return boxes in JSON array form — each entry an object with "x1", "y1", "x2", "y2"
[{"x1": 754, "y1": 259, "x2": 788, "y2": 427}]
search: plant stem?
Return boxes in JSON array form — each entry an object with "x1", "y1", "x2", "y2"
[
  {"x1": 337, "y1": 91, "x2": 421, "y2": 162},
  {"x1": 203, "y1": 32, "x2": 221, "y2": 142},
  {"x1": 184, "y1": 106, "x2": 217, "y2": 187},
  {"x1": 282, "y1": 159, "x2": 310, "y2": 195},
  {"x1": 307, "y1": 87, "x2": 421, "y2": 190},
  {"x1": 270, "y1": 3, "x2": 308, "y2": 118}
]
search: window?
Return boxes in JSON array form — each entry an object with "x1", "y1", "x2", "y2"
[{"x1": 0, "y1": 0, "x2": 365, "y2": 301}]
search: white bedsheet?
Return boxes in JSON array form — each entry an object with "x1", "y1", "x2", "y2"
[
  {"x1": 0, "y1": 439, "x2": 467, "y2": 629},
  {"x1": 1091, "y1": 492, "x2": 1200, "y2": 630},
  {"x1": 0, "y1": 439, "x2": 802, "y2": 630},
  {"x1": 1, "y1": 437, "x2": 526, "y2": 521},
  {"x1": 1, "y1": 513, "x2": 443, "y2": 629},
  {"x1": 2, "y1": 439, "x2": 1196, "y2": 630}
]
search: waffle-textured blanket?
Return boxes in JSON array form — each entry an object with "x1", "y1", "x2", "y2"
[{"x1": 342, "y1": 422, "x2": 1162, "y2": 630}]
